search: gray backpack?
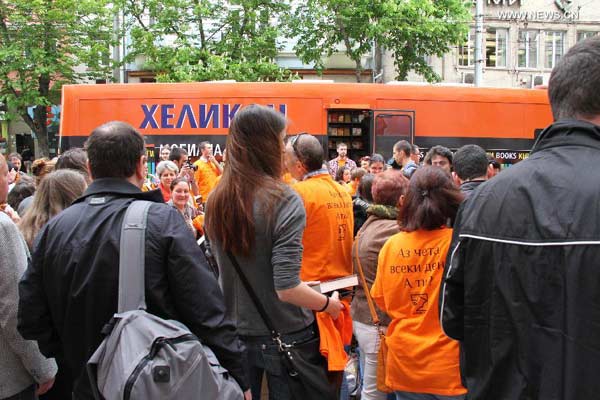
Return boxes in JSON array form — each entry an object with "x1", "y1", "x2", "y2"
[{"x1": 87, "y1": 201, "x2": 243, "y2": 400}]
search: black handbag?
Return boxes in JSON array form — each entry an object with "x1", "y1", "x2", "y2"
[{"x1": 227, "y1": 252, "x2": 337, "y2": 400}]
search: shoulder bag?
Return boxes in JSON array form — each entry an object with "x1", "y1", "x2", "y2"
[
  {"x1": 87, "y1": 201, "x2": 243, "y2": 400},
  {"x1": 226, "y1": 252, "x2": 337, "y2": 400},
  {"x1": 353, "y1": 237, "x2": 392, "y2": 393}
]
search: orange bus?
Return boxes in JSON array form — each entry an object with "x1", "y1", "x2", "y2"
[{"x1": 60, "y1": 82, "x2": 552, "y2": 165}]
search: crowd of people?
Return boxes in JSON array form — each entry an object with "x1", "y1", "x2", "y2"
[{"x1": 1, "y1": 35, "x2": 599, "y2": 400}]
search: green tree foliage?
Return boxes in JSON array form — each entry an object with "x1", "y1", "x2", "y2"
[
  {"x1": 121, "y1": 0, "x2": 297, "y2": 82},
  {"x1": 384, "y1": 0, "x2": 472, "y2": 82},
  {"x1": 284, "y1": 0, "x2": 376, "y2": 83},
  {"x1": 285, "y1": 0, "x2": 471, "y2": 82},
  {"x1": 0, "y1": 0, "x2": 116, "y2": 156}
]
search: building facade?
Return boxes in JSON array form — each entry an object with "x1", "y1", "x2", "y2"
[{"x1": 384, "y1": 0, "x2": 600, "y2": 87}]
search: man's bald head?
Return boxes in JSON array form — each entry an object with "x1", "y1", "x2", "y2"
[{"x1": 289, "y1": 134, "x2": 324, "y2": 173}]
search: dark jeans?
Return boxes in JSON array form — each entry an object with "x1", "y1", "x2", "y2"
[
  {"x1": 3, "y1": 385, "x2": 36, "y2": 400},
  {"x1": 242, "y1": 325, "x2": 318, "y2": 400}
]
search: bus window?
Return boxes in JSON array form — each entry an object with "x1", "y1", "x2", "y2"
[
  {"x1": 372, "y1": 110, "x2": 415, "y2": 155},
  {"x1": 375, "y1": 114, "x2": 412, "y2": 136}
]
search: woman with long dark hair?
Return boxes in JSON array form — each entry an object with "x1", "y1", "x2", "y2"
[
  {"x1": 371, "y1": 166, "x2": 466, "y2": 400},
  {"x1": 205, "y1": 105, "x2": 342, "y2": 400}
]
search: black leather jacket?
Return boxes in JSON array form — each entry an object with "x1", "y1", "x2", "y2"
[
  {"x1": 459, "y1": 179, "x2": 486, "y2": 199},
  {"x1": 18, "y1": 179, "x2": 248, "y2": 398},
  {"x1": 440, "y1": 120, "x2": 600, "y2": 400}
]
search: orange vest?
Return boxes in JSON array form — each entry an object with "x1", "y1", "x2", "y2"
[
  {"x1": 193, "y1": 158, "x2": 220, "y2": 201},
  {"x1": 371, "y1": 228, "x2": 466, "y2": 396},
  {"x1": 292, "y1": 173, "x2": 354, "y2": 282}
]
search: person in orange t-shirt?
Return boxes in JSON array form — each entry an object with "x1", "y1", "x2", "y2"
[
  {"x1": 371, "y1": 166, "x2": 466, "y2": 400},
  {"x1": 285, "y1": 133, "x2": 354, "y2": 388},
  {"x1": 285, "y1": 134, "x2": 354, "y2": 283},
  {"x1": 193, "y1": 141, "x2": 222, "y2": 202}
]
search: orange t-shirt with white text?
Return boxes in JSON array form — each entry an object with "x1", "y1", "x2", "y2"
[
  {"x1": 371, "y1": 228, "x2": 466, "y2": 396},
  {"x1": 292, "y1": 173, "x2": 354, "y2": 282}
]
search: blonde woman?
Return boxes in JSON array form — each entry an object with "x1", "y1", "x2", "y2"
[
  {"x1": 17, "y1": 158, "x2": 57, "y2": 215},
  {"x1": 19, "y1": 169, "x2": 87, "y2": 250}
]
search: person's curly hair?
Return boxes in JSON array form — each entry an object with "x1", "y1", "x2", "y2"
[{"x1": 31, "y1": 158, "x2": 56, "y2": 186}]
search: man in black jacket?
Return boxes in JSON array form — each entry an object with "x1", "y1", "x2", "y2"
[
  {"x1": 17, "y1": 121, "x2": 250, "y2": 399},
  {"x1": 440, "y1": 36, "x2": 600, "y2": 399},
  {"x1": 451, "y1": 144, "x2": 489, "y2": 200}
]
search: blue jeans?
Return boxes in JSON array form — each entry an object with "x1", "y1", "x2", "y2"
[
  {"x1": 3, "y1": 385, "x2": 36, "y2": 400},
  {"x1": 395, "y1": 391, "x2": 465, "y2": 400},
  {"x1": 243, "y1": 325, "x2": 318, "y2": 400}
]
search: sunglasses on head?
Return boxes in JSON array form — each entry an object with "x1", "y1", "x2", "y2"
[{"x1": 289, "y1": 133, "x2": 307, "y2": 159}]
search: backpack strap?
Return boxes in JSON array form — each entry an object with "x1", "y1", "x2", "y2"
[{"x1": 118, "y1": 200, "x2": 152, "y2": 313}]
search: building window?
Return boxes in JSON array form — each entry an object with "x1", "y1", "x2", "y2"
[
  {"x1": 486, "y1": 28, "x2": 508, "y2": 68},
  {"x1": 458, "y1": 29, "x2": 475, "y2": 67},
  {"x1": 545, "y1": 31, "x2": 565, "y2": 69},
  {"x1": 577, "y1": 31, "x2": 599, "y2": 42},
  {"x1": 518, "y1": 30, "x2": 539, "y2": 69}
]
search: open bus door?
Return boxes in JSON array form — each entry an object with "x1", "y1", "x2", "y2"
[
  {"x1": 326, "y1": 107, "x2": 372, "y2": 163},
  {"x1": 371, "y1": 110, "x2": 415, "y2": 157}
]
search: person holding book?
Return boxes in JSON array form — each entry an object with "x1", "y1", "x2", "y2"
[
  {"x1": 371, "y1": 167, "x2": 466, "y2": 400},
  {"x1": 285, "y1": 133, "x2": 355, "y2": 394},
  {"x1": 352, "y1": 170, "x2": 408, "y2": 400},
  {"x1": 205, "y1": 105, "x2": 342, "y2": 400}
]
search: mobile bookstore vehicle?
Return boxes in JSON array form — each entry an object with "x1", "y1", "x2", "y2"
[{"x1": 60, "y1": 82, "x2": 552, "y2": 166}]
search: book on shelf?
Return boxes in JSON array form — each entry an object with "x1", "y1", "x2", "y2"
[{"x1": 309, "y1": 274, "x2": 358, "y2": 294}]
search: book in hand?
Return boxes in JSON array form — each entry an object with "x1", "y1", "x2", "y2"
[{"x1": 309, "y1": 274, "x2": 358, "y2": 294}]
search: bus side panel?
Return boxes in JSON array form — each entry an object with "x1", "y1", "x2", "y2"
[
  {"x1": 61, "y1": 135, "x2": 230, "y2": 159},
  {"x1": 64, "y1": 97, "x2": 324, "y2": 137},
  {"x1": 376, "y1": 99, "x2": 552, "y2": 139}
]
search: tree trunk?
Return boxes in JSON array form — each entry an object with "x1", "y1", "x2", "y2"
[
  {"x1": 19, "y1": 105, "x2": 49, "y2": 158},
  {"x1": 36, "y1": 73, "x2": 51, "y2": 157},
  {"x1": 20, "y1": 72, "x2": 52, "y2": 157},
  {"x1": 355, "y1": 59, "x2": 362, "y2": 83},
  {"x1": 374, "y1": 45, "x2": 383, "y2": 83},
  {"x1": 33, "y1": 105, "x2": 50, "y2": 158}
]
